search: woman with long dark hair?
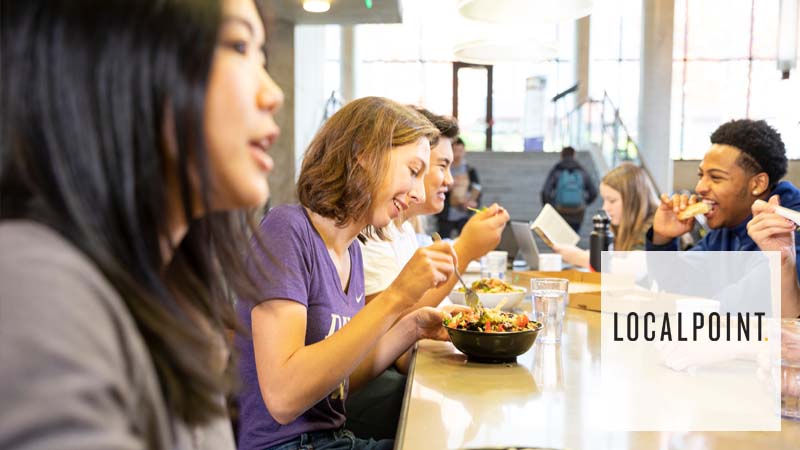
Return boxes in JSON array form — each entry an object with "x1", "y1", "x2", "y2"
[{"x1": 0, "y1": 0, "x2": 281, "y2": 448}]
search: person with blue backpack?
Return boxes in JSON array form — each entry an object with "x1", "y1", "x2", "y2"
[{"x1": 541, "y1": 146, "x2": 598, "y2": 232}]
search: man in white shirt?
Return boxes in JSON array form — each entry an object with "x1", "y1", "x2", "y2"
[{"x1": 347, "y1": 107, "x2": 509, "y2": 441}]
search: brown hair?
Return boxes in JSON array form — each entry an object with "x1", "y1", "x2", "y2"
[
  {"x1": 297, "y1": 97, "x2": 438, "y2": 239},
  {"x1": 411, "y1": 106, "x2": 460, "y2": 142},
  {"x1": 601, "y1": 163, "x2": 657, "y2": 251}
]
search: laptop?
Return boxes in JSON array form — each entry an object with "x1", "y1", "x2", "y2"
[
  {"x1": 494, "y1": 223, "x2": 520, "y2": 268},
  {"x1": 510, "y1": 221, "x2": 541, "y2": 270}
]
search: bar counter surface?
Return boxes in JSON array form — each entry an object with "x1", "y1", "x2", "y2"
[{"x1": 395, "y1": 306, "x2": 800, "y2": 450}]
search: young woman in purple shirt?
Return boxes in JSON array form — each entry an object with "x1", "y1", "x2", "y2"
[{"x1": 237, "y1": 97, "x2": 464, "y2": 450}]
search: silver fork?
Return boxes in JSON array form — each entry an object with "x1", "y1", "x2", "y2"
[{"x1": 432, "y1": 232, "x2": 479, "y2": 309}]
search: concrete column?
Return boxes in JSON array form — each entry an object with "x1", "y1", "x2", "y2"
[
  {"x1": 574, "y1": 16, "x2": 591, "y2": 150},
  {"x1": 294, "y1": 26, "x2": 327, "y2": 186},
  {"x1": 266, "y1": 18, "x2": 296, "y2": 206},
  {"x1": 340, "y1": 26, "x2": 356, "y2": 103},
  {"x1": 575, "y1": 16, "x2": 590, "y2": 106},
  {"x1": 637, "y1": 0, "x2": 675, "y2": 194}
]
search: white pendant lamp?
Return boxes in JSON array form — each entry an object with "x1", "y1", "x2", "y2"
[
  {"x1": 457, "y1": 0, "x2": 593, "y2": 24},
  {"x1": 454, "y1": 36, "x2": 557, "y2": 65}
]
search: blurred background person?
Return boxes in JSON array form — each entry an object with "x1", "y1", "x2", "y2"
[{"x1": 540, "y1": 146, "x2": 598, "y2": 233}]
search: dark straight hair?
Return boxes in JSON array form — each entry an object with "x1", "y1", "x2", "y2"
[{"x1": 1, "y1": 0, "x2": 266, "y2": 425}]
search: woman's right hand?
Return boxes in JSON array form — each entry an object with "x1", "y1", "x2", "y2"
[
  {"x1": 552, "y1": 243, "x2": 589, "y2": 268},
  {"x1": 389, "y1": 241, "x2": 455, "y2": 308},
  {"x1": 652, "y1": 193, "x2": 697, "y2": 244}
]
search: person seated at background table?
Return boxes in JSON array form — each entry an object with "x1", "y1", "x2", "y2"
[
  {"x1": 436, "y1": 137, "x2": 482, "y2": 238},
  {"x1": 747, "y1": 196, "x2": 800, "y2": 318},
  {"x1": 236, "y1": 97, "x2": 469, "y2": 450},
  {"x1": 0, "y1": 0, "x2": 283, "y2": 448},
  {"x1": 347, "y1": 107, "x2": 509, "y2": 440},
  {"x1": 551, "y1": 163, "x2": 657, "y2": 268},
  {"x1": 646, "y1": 119, "x2": 800, "y2": 280}
]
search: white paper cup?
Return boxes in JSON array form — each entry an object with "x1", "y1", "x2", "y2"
[{"x1": 539, "y1": 253, "x2": 562, "y2": 272}]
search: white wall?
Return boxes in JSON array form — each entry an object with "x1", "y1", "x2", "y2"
[{"x1": 293, "y1": 25, "x2": 328, "y2": 181}]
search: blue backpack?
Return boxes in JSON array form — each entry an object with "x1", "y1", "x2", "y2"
[{"x1": 554, "y1": 169, "x2": 585, "y2": 208}]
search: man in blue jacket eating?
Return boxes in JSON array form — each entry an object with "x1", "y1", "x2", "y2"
[{"x1": 647, "y1": 119, "x2": 800, "y2": 307}]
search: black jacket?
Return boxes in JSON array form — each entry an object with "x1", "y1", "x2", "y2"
[{"x1": 540, "y1": 158, "x2": 597, "y2": 207}]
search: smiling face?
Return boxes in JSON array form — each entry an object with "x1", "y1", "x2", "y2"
[
  {"x1": 369, "y1": 138, "x2": 430, "y2": 228},
  {"x1": 203, "y1": 0, "x2": 283, "y2": 211},
  {"x1": 695, "y1": 144, "x2": 763, "y2": 229},
  {"x1": 600, "y1": 182, "x2": 623, "y2": 227},
  {"x1": 407, "y1": 137, "x2": 454, "y2": 217}
]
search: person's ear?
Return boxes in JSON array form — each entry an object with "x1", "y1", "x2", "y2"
[{"x1": 749, "y1": 172, "x2": 769, "y2": 196}]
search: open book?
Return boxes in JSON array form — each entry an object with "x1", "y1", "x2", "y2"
[{"x1": 530, "y1": 204, "x2": 581, "y2": 248}]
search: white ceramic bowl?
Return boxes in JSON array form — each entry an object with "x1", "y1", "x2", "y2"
[{"x1": 449, "y1": 286, "x2": 527, "y2": 311}]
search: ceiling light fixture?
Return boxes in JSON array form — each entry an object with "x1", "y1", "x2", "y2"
[
  {"x1": 457, "y1": 0, "x2": 593, "y2": 24},
  {"x1": 303, "y1": 0, "x2": 331, "y2": 13},
  {"x1": 454, "y1": 37, "x2": 558, "y2": 65}
]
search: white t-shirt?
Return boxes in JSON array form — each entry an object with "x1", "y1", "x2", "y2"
[{"x1": 360, "y1": 221, "x2": 419, "y2": 296}]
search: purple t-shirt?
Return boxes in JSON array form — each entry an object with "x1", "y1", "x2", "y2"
[{"x1": 236, "y1": 204, "x2": 365, "y2": 450}]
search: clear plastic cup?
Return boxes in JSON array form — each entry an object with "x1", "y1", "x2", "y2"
[
  {"x1": 531, "y1": 278, "x2": 569, "y2": 344},
  {"x1": 480, "y1": 250, "x2": 507, "y2": 280}
]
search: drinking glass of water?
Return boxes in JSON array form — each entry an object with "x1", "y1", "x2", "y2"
[{"x1": 531, "y1": 278, "x2": 569, "y2": 343}]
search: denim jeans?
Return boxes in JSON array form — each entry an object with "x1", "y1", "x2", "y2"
[{"x1": 266, "y1": 428, "x2": 394, "y2": 450}]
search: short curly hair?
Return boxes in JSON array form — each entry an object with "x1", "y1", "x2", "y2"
[{"x1": 709, "y1": 119, "x2": 787, "y2": 189}]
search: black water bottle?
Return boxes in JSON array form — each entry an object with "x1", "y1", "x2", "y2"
[{"x1": 589, "y1": 212, "x2": 614, "y2": 272}]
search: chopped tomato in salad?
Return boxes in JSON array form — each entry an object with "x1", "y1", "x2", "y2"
[{"x1": 443, "y1": 302, "x2": 536, "y2": 333}]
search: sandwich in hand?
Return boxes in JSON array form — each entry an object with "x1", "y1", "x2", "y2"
[{"x1": 677, "y1": 201, "x2": 712, "y2": 220}]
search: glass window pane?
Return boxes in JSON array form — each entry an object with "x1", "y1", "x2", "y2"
[
  {"x1": 590, "y1": 0, "x2": 624, "y2": 60},
  {"x1": 680, "y1": 61, "x2": 749, "y2": 159},
  {"x1": 616, "y1": 60, "x2": 641, "y2": 139},
  {"x1": 457, "y1": 67, "x2": 488, "y2": 150},
  {"x1": 674, "y1": 0, "x2": 687, "y2": 60},
  {"x1": 670, "y1": 60, "x2": 686, "y2": 159},
  {"x1": 419, "y1": 62, "x2": 453, "y2": 116},
  {"x1": 749, "y1": 61, "x2": 800, "y2": 159},
  {"x1": 751, "y1": 0, "x2": 780, "y2": 59},
  {"x1": 323, "y1": 61, "x2": 340, "y2": 99},
  {"x1": 686, "y1": 0, "x2": 751, "y2": 59},
  {"x1": 355, "y1": 61, "x2": 423, "y2": 103},
  {"x1": 356, "y1": 24, "x2": 419, "y2": 61},
  {"x1": 619, "y1": 0, "x2": 643, "y2": 60},
  {"x1": 325, "y1": 25, "x2": 341, "y2": 60}
]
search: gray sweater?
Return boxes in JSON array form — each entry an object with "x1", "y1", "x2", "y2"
[{"x1": 0, "y1": 221, "x2": 235, "y2": 450}]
